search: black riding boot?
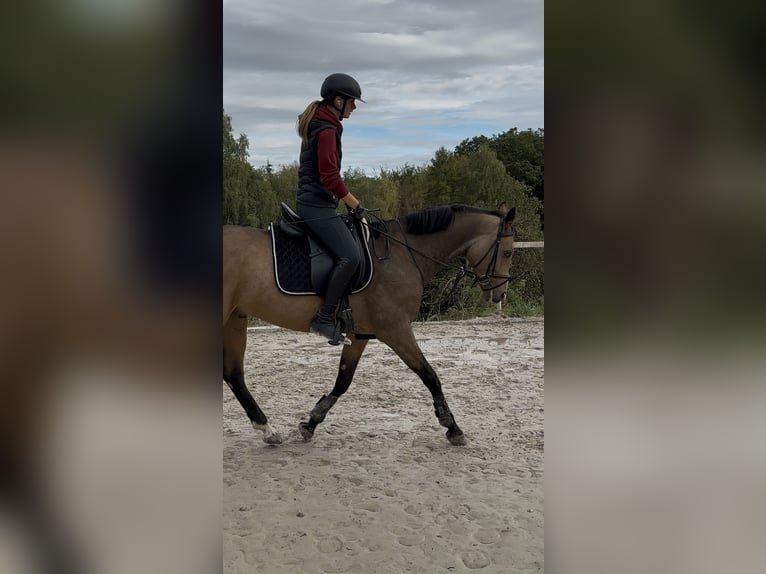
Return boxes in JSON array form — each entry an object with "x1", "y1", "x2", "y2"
[
  {"x1": 310, "y1": 306, "x2": 338, "y2": 340},
  {"x1": 311, "y1": 258, "x2": 356, "y2": 343}
]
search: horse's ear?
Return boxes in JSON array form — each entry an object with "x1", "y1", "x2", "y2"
[
  {"x1": 504, "y1": 207, "x2": 516, "y2": 223},
  {"x1": 497, "y1": 201, "x2": 507, "y2": 215}
]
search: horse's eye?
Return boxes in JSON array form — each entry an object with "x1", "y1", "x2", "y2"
[{"x1": 503, "y1": 250, "x2": 513, "y2": 258}]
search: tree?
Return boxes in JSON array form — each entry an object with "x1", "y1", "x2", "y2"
[
  {"x1": 343, "y1": 168, "x2": 399, "y2": 219},
  {"x1": 456, "y1": 128, "x2": 544, "y2": 213},
  {"x1": 223, "y1": 111, "x2": 254, "y2": 225},
  {"x1": 264, "y1": 163, "x2": 299, "y2": 225},
  {"x1": 391, "y1": 164, "x2": 428, "y2": 215}
]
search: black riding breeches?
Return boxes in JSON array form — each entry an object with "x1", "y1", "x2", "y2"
[{"x1": 296, "y1": 204, "x2": 361, "y2": 310}]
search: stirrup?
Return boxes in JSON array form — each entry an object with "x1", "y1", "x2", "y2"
[
  {"x1": 328, "y1": 319, "x2": 352, "y2": 346},
  {"x1": 310, "y1": 316, "x2": 350, "y2": 346}
]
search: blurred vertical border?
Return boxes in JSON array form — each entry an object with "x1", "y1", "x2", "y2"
[
  {"x1": 1, "y1": 1, "x2": 222, "y2": 573},
  {"x1": 546, "y1": 1, "x2": 766, "y2": 573}
]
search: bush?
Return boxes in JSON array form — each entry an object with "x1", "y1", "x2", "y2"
[{"x1": 418, "y1": 253, "x2": 544, "y2": 321}]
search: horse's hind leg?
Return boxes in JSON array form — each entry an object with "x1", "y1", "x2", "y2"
[
  {"x1": 381, "y1": 328, "x2": 466, "y2": 446},
  {"x1": 299, "y1": 337, "x2": 368, "y2": 441},
  {"x1": 223, "y1": 310, "x2": 283, "y2": 445}
]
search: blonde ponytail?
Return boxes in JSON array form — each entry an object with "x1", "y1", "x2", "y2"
[{"x1": 296, "y1": 101, "x2": 321, "y2": 144}]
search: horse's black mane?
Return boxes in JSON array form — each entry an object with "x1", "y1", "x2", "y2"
[{"x1": 370, "y1": 204, "x2": 502, "y2": 237}]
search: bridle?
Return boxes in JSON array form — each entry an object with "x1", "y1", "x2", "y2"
[
  {"x1": 468, "y1": 216, "x2": 515, "y2": 293},
  {"x1": 367, "y1": 213, "x2": 515, "y2": 294}
]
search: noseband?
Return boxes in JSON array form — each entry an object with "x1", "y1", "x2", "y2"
[{"x1": 469, "y1": 216, "x2": 515, "y2": 292}]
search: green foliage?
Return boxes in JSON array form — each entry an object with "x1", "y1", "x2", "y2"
[
  {"x1": 223, "y1": 112, "x2": 253, "y2": 225},
  {"x1": 391, "y1": 164, "x2": 429, "y2": 215},
  {"x1": 223, "y1": 111, "x2": 298, "y2": 228},
  {"x1": 262, "y1": 162, "x2": 298, "y2": 224},
  {"x1": 223, "y1": 110, "x2": 544, "y2": 317},
  {"x1": 456, "y1": 128, "x2": 544, "y2": 203},
  {"x1": 342, "y1": 168, "x2": 399, "y2": 219},
  {"x1": 456, "y1": 128, "x2": 544, "y2": 228},
  {"x1": 419, "y1": 264, "x2": 544, "y2": 321},
  {"x1": 423, "y1": 143, "x2": 543, "y2": 242}
]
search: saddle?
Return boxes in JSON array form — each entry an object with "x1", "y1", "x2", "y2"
[{"x1": 269, "y1": 203, "x2": 374, "y2": 297}]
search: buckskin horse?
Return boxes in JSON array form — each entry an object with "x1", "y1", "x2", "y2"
[{"x1": 223, "y1": 204, "x2": 516, "y2": 445}]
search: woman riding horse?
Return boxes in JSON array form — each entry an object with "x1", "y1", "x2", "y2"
[{"x1": 295, "y1": 73, "x2": 369, "y2": 343}]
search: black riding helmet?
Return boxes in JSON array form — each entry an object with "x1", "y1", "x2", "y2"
[
  {"x1": 321, "y1": 73, "x2": 365, "y2": 120},
  {"x1": 321, "y1": 73, "x2": 366, "y2": 103}
]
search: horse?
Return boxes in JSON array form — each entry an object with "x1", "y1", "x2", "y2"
[{"x1": 223, "y1": 204, "x2": 516, "y2": 446}]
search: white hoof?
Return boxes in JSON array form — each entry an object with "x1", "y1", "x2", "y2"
[{"x1": 253, "y1": 423, "x2": 283, "y2": 445}]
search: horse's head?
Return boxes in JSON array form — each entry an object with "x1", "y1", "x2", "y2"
[{"x1": 466, "y1": 205, "x2": 516, "y2": 303}]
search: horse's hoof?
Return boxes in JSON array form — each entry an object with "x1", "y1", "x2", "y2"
[
  {"x1": 298, "y1": 422, "x2": 314, "y2": 442},
  {"x1": 446, "y1": 430, "x2": 467, "y2": 446},
  {"x1": 262, "y1": 432, "x2": 283, "y2": 445},
  {"x1": 253, "y1": 423, "x2": 283, "y2": 445}
]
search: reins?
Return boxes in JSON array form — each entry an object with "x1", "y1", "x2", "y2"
[
  {"x1": 280, "y1": 207, "x2": 515, "y2": 296},
  {"x1": 364, "y1": 212, "x2": 515, "y2": 294}
]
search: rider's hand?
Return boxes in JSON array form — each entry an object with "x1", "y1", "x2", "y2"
[{"x1": 351, "y1": 204, "x2": 369, "y2": 221}]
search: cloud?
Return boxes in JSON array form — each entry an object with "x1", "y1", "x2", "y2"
[{"x1": 223, "y1": 0, "x2": 543, "y2": 172}]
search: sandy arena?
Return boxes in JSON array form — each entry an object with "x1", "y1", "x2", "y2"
[{"x1": 223, "y1": 316, "x2": 543, "y2": 573}]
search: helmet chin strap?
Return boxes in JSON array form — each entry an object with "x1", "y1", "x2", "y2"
[{"x1": 332, "y1": 96, "x2": 349, "y2": 121}]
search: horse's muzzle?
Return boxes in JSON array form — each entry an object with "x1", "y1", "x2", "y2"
[{"x1": 482, "y1": 289, "x2": 507, "y2": 304}]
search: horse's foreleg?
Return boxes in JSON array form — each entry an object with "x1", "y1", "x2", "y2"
[
  {"x1": 383, "y1": 329, "x2": 466, "y2": 445},
  {"x1": 299, "y1": 337, "x2": 368, "y2": 441},
  {"x1": 224, "y1": 312, "x2": 282, "y2": 445},
  {"x1": 224, "y1": 372, "x2": 282, "y2": 445}
]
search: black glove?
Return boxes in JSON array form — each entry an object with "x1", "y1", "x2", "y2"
[{"x1": 350, "y1": 205, "x2": 368, "y2": 221}]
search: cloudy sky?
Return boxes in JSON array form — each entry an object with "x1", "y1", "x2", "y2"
[{"x1": 223, "y1": 0, "x2": 543, "y2": 174}]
